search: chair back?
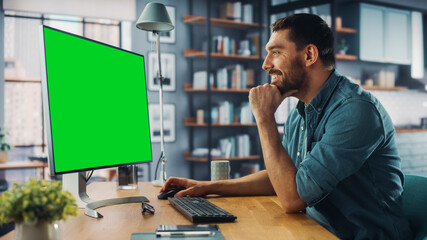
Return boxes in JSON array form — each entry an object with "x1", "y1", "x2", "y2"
[{"x1": 403, "y1": 174, "x2": 427, "y2": 240}]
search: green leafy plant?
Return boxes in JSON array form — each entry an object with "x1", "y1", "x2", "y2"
[
  {"x1": 0, "y1": 127, "x2": 13, "y2": 151},
  {"x1": 0, "y1": 179, "x2": 78, "y2": 225}
]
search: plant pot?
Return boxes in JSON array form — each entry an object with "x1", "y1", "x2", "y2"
[
  {"x1": 14, "y1": 221, "x2": 61, "y2": 240},
  {"x1": 0, "y1": 151, "x2": 8, "y2": 163}
]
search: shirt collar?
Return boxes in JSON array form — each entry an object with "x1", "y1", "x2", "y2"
[{"x1": 296, "y1": 70, "x2": 341, "y2": 116}]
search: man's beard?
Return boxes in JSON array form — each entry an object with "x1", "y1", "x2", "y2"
[{"x1": 269, "y1": 58, "x2": 307, "y2": 95}]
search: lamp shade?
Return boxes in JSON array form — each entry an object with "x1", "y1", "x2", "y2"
[{"x1": 136, "y1": 2, "x2": 174, "y2": 32}]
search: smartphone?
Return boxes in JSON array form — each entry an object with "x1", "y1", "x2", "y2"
[{"x1": 156, "y1": 224, "x2": 219, "y2": 232}]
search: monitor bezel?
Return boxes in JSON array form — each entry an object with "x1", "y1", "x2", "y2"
[{"x1": 39, "y1": 25, "x2": 153, "y2": 176}]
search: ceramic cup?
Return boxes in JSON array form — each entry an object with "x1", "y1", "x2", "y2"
[{"x1": 211, "y1": 160, "x2": 230, "y2": 181}]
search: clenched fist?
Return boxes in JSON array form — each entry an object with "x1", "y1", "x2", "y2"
[{"x1": 249, "y1": 83, "x2": 298, "y2": 122}]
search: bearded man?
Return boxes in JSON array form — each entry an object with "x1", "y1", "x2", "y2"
[{"x1": 161, "y1": 14, "x2": 412, "y2": 240}]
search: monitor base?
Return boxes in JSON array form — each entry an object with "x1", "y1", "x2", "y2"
[{"x1": 62, "y1": 172, "x2": 148, "y2": 218}]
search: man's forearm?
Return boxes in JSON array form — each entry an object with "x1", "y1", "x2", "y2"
[
  {"x1": 256, "y1": 117, "x2": 306, "y2": 212},
  {"x1": 208, "y1": 170, "x2": 276, "y2": 196}
]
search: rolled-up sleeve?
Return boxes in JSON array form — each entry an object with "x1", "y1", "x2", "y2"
[{"x1": 296, "y1": 99, "x2": 385, "y2": 206}]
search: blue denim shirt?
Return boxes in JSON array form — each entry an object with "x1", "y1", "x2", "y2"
[{"x1": 282, "y1": 70, "x2": 412, "y2": 239}]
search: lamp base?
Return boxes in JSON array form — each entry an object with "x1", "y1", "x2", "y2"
[{"x1": 151, "y1": 178, "x2": 165, "y2": 187}]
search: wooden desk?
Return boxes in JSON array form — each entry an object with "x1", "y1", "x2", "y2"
[{"x1": 1, "y1": 182, "x2": 338, "y2": 240}]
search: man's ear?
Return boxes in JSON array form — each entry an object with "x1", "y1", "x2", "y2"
[{"x1": 304, "y1": 44, "x2": 318, "y2": 67}]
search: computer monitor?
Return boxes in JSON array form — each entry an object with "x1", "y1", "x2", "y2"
[{"x1": 39, "y1": 25, "x2": 153, "y2": 218}]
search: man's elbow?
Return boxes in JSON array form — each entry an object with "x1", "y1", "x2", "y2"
[{"x1": 282, "y1": 199, "x2": 306, "y2": 213}]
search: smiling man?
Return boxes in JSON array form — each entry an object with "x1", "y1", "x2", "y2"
[{"x1": 162, "y1": 14, "x2": 412, "y2": 239}]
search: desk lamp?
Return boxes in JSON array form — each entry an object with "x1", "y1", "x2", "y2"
[{"x1": 136, "y1": 2, "x2": 174, "y2": 186}]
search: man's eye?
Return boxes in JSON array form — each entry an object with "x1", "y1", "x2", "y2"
[{"x1": 272, "y1": 51, "x2": 279, "y2": 55}]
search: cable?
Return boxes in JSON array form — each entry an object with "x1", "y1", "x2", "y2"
[
  {"x1": 86, "y1": 170, "x2": 94, "y2": 182},
  {"x1": 154, "y1": 152, "x2": 163, "y2": 181}
]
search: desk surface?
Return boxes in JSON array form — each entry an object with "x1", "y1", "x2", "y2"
[{"x1": 2, "y1": 182, "x2": 338, "y2": 240}]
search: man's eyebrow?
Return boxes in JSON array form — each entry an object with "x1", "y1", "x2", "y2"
[{"x1": 266, "y1": 45, "x2": 285, "y2": 51}]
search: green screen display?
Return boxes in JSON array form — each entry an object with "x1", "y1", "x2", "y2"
[{"x1": 41, "y1": 26, "x2": 152, "y2": 174}]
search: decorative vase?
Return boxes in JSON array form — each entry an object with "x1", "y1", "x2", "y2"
[
  {"x1": 14, "y1": 221, "x2": 61, "y2": 240},
  {"x1": 0, "y1": 151, "x2": 8, "y2": 163}
]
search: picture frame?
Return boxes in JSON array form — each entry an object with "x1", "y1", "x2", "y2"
[
  {"x1": 148, "y1": 5, "x2": 176, "y2": 44},
  {"x1": 148, "y1": 104, "x2": 175, "y2": 142},
  {"x1": 148, "y1": 52, "x2": 176, "y2": 91}
]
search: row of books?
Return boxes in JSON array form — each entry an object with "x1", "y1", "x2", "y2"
[
  {"x1": 193, "y1": 65, "x2": 255, "y2": 90},
  {"x1": 211, "y1": 35, "x2": 258, "y2": 56},
  {"x1": 218, "y1": 134, "x2": 251, "y2": 158},
  {"x1": 215, "y1": 64, "x2": 254, "y2": 89},
  {"x1": 210, "y1": 101, "x2": 254, "y2": 124},
  {"x1": 220, "y1": 2, "x2": 254, "y2": 23}
]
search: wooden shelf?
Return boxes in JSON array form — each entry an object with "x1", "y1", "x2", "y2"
[
  {"x1": 396, "y1": 128, "x2": 427, "y2": 133},
  {"x1": 335, "y1": 27, "x2": 357, "y2": 34},
  {"x1": 361, "y1": 85, "x2": 408, "y2": 91},
  {"x1": 185, "y1": 152, "x2": 261, "y2": 162},
  {"x1": 336, "y1": 54, "x2": 358, "y2": 61},
  {"x1": 184, "y1": 83, "x2": 251, "y2": 93},
  {"x1": 184, "y1": 15, "x2": 260, "y2": 28},
  {"x1": 184, "y1": 49, "x2": 259, "y2": 60},
  {"x1": 184, "y1": 117, "x2": 256, "y2": 127},
  {"x1": 5, "y1": 77, "x2": 41, "y2": 83},
  {"x1": 0, "y1": 161, "x2": 48, "y2": 170}
]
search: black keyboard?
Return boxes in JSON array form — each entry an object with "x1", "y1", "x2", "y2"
[{"x1": 168, "y1": 197, "x2": 237, "y2": 223}]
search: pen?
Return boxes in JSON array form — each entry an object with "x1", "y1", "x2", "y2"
[{"x1": 156, "y1": 231, "x2": 215, "y2": 237}]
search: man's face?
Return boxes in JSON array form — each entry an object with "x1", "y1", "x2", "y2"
[{"x1": 262, "y1": 29, "x2": 307, "y2": 95}]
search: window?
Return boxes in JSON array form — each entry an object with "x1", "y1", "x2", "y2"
[{"x1": 4, "y1": 11, "x2": 122, "y2": 162}]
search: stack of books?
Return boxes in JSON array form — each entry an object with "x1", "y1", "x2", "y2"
[
  {"x1": 220, "y1": 2, "x2": 254, "y2": 23},
  {"x1": 218, "y1": 134, "x2": 251, "y2": 158},
  {"x1": 210, "y1": 101, "x2": 254, "y2": 124}
]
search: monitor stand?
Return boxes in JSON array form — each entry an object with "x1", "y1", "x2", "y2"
[{"x1": 62, "y1": 172, "x2": 149, "y2": 218}]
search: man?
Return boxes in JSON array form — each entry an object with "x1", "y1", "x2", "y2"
[{"x1": 162, "y1": 14, "x2": 412, "y2": 239}]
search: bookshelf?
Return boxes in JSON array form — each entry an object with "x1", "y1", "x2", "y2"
[
  {"x1": 184, "y1": 83, "x2": 251, "y2": 93},
  {"x1": 184, "y1": 49, "x2": 260, "y2": 60},
  {"x1": 185, "y1": 151, "x2": 261, "y2": 163},
  {"x1": 184, "y1": 15, "x2": 260, "y2": 28},
  {"x1": 184, "y1": 117, "x2": 257, "y2": 127},
  {"x1": 185, "y1": 0, "x2": 266, "y2": 179}
]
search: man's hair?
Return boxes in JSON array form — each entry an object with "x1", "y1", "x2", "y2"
[{"x1": 271, "y1": 14, "x2": 335, "y2": 70}]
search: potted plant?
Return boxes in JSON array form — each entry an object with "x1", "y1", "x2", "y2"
[
  {"x1": 337, "y1": 39, "x2": 349, "y2": 55},
  {"x1": 0, "y1": 179, "x2": 78, "y2": 240},
  {"x1": 0, "y1": 127, "x2": 13, "y2": 163}
]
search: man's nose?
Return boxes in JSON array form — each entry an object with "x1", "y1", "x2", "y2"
[{"x1": 262, "y1": 55, "x2": 272, "y2": 71}]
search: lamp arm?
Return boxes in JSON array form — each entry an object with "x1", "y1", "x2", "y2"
[
  {"x1": 155, "y1": 31, "x2": 165, "y2": 154},
  {"x1": 155, "y1": 31, "x2": 167, "y2": 183}
]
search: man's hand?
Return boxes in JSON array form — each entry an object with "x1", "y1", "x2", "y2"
[
  {"x1": 161, "y1": 177, "x2": 210, "y2": 197},
  {"x1": 249, "y1": 84, "x2": 298, "y2": 121}
]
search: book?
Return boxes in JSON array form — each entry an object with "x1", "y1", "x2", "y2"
[
  {"x1": 220, "y1": 2, "x2": 234, "y2": 19},
  {"x1": 233, "y1": 2, "x2": 242, "y2": 21},
  {"x1": 243, "y1": 4, "x2": 253, "y2": 23},
  {"x1": 193, "y1": 71, "x2": 207, "y2": 89}
]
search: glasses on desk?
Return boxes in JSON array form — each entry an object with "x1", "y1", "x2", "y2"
[{"x1": 141, "y1": 202, "x2": 155, "y2": 214}]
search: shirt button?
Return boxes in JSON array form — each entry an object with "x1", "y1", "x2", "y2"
[
  {"x1": 297, "y1": 152, "x2": 300, "y2": 156},
  {"x1": 301, "y1": 126, "x2": 304, "y2": 130}
]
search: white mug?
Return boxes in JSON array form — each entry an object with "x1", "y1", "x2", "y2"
[{"x1": 211, "y1": 160, "x2": 230, "y2": 181}]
